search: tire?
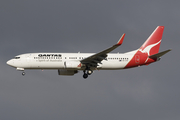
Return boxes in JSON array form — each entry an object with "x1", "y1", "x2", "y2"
[
  {"x1": 87, "y1": 70, "x2": 93, "y2": 75},
  {"x1": 83, "y1": 73, "x2": 88, "y2": 79},
  {"x1": 22, "y1": 72, "x2": 25, "y2": 76}
]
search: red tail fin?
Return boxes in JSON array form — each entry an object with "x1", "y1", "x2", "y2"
[
  {"x1": 139, "y1": 26, "x2": 164, "y2": 56},
  {"x1": 125, "y1": 26, "x2": 165, "y2": 68}
]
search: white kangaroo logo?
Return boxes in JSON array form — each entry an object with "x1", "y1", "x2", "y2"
[{"x1": 139, "y1": 40, "x2": 161, "y2": 63}]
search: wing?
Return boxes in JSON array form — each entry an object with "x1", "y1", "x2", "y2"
[{"x1": 80, "y1": 34, "x2": 125, "y2": 67}]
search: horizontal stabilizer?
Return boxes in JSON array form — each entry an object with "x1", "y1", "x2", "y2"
[{"x1": 149, "y1": 49, "x2": 171, "y2": 59}]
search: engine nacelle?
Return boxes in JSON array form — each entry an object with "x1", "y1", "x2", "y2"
[
  {"x1": 58, "y1": 69, "x2": 78, "y2": 76},
  {"x1": 64, "y1": 61, "x2": 81, "y2": 69}
]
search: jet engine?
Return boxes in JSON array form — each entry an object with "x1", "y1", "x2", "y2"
[{"x1": 58, "y1": 69, "x2": 78, "y2": 76}]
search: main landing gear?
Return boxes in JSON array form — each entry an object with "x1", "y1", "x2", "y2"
[{"x1": 83, "y1": 69, "x2": 93, "y2": 79}]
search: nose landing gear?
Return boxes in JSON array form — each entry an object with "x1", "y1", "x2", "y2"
[{"x1": 22, "y1": 71, "x2": 25, "y2": 76}]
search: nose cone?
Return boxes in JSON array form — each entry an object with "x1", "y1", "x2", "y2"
[{"x1": 6, "y1": 59, "x2": 14, "y2": 67}]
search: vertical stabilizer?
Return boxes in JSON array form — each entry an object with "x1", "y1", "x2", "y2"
[
  {"x1": 139, "y1": 26, "x2": 164, "y2": 56},
  {"x1": 125, "y1": 26, "x2": 165, "y2": 68}
]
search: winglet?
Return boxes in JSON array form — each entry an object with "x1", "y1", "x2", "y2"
[{"x1": 117, "y1": 33, "x2": 125, "y2": 45}]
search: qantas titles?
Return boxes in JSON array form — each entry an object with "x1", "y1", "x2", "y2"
[{"x1": 38, "y1": 54, "x2": 62, "y2": 57}]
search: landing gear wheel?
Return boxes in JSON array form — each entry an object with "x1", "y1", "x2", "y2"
[
  {"x1": 22, "y1": 72, "x2": 25, "y2": 76},
  {"x1": 83, "y1": 73, "x2": 88, "y2": 79},
  {"x1": 87, "y1": 70, "x2": 93, "y2": 75}
]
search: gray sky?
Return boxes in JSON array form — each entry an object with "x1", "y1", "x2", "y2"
[{"x1": 0, "y1": 0, "x2": 179, "y2": 120}]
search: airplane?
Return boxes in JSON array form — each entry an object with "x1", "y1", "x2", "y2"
[{"x1": 7, "y1": 26, "x2": 171, "y2": 79}]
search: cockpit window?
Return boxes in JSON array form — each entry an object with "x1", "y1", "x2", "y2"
[{"x1": 15, "y1": 57, "x2": 20, "y2": 59}]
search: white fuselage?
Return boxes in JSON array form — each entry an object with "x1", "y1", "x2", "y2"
[{"x1": 7, "y1": 51, "x2": 137, "y2": 71}]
